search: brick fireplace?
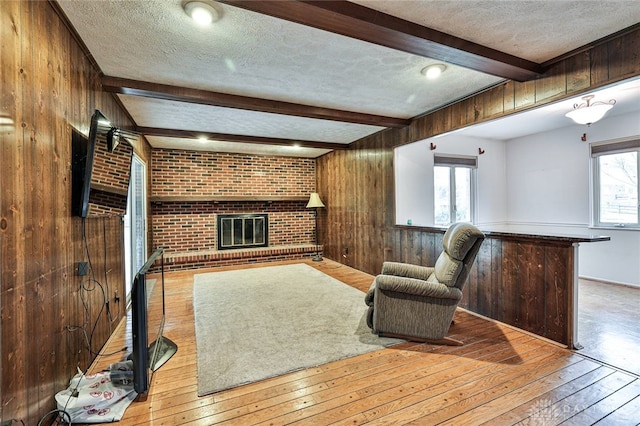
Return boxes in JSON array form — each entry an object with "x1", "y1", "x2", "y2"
[{"x1": 150, "y1": 149, "x2": 320, "y2": 270}]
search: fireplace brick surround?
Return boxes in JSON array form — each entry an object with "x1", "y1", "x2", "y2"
[{"x1": 150, "y1": 149, "x2": 319, "y2": 270}]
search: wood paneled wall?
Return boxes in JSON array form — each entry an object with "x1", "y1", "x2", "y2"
[
  {"x1": 317, "y1": 26, "x2": 639, "y2": 346},
  {"x1": 317, "y1": 27, "x2": 640, "y2": 277},
  {"x1": 386, "y1": 227, "x2": 578, "y2": 346},
  {"x1": 0, "y1": 2, "x2": 149, "y2": 424}
]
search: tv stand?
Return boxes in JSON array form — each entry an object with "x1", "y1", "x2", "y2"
[{"x1": 149, "y1": 336, "x2": 178, "y2": 371}]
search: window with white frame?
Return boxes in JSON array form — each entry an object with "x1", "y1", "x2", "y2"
[
  {"x1": 434, "y1": 155, "x2": 477, "y2": 226},
  {"x1": 592, "y1": 139, "x2": 640, "y2": 228}
]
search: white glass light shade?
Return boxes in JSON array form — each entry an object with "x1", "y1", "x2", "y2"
[
  {"x1": 565, "y1": 104, "x2": 614, "y2": 125},
  {"x1": 306, "y1": 193, "x2": 325, "y2": 209}
]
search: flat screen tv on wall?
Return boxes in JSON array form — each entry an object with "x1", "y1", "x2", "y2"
[{"x1": 71, "y1": 109, "x2": 134, "y2": 218}]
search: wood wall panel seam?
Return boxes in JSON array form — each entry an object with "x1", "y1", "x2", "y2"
[{"x1": 1, "y1": 2, "x2": 130, "y2": 423}]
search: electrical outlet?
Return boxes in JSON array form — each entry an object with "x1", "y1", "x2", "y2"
[{"x1": 77, "y1": 261, "x2": 88, "y2": 276}]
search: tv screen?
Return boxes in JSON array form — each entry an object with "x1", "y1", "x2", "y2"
[
  {"x1": 72, "y1": 110, "x2": 134, "y2": 218},
  {"x1": 130, "y1": 248, "x2": 177, "y2": 398}
]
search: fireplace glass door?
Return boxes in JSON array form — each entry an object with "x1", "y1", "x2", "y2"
[{"x1": 218, "y1": 214, "x2": 268, "y2": 250}]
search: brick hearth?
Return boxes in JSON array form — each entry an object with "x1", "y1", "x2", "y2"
[{"x1": 154, "y1": 244, "x2": 321, "y2": 272}]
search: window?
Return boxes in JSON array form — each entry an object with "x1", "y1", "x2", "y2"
[
  {"x1": 434, "y1": 155, "x2": 477, "y2": 226},
  {"x1": 592, "y1": 139, "x2": 640, "y2": 228}
]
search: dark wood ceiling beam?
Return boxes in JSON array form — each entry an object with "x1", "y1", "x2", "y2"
[
  {"x1": 218, "y1": 0, "x2": 543, "y2": 82},
  {"x1": 138, "y1": 126, "x2": 349, "y2": 150},
  {"x1": 102, "y1": 76, "x2": 409, "y2": 128}
]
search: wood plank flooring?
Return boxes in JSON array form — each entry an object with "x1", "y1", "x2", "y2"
[
  {"x1": 85, "y1": 259, "x2": 640, "y2": 425},
  {"x1": 578, "y1": 279, "x2": 640, "y2": 377}
]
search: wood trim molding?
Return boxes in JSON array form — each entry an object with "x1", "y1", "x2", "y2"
[
  {"x1": 150, "y1": 195, "x2": 308, "y2": 202},
  {"x1": 138, "y1": 127, "x2": 349, "y2": 150},
  {"x1": 48, "y1": 0, "x2": 103, "y2": 77},
  {"x1": 218, "y1": 0, "x2": 543, "y2": 81},
  {"x1": 542, "y1": 22, "x2": 640, "y2": 67},
  {"x1": 102, "y1": 76, "x2": 410, "y2": 128}
]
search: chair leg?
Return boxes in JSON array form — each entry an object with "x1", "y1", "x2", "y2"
[{"x1": 379, "y1": 332, "x2": 463, "y2": 346}]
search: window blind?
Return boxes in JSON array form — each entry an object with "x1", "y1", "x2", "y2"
[
  {"x1": 591, "y1": 138, "x2": 640, "y2": 156},
  {"x1": 434, "y1": 154, "x2": 478, "y2": 168}
]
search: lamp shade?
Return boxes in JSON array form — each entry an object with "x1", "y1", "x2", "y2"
[
  {"x1": 306, "y1": 193, "x2": 325, "y2": 209},
  {"x1": 565, "y1": 95, "x2": 616, "y2": 126},
  {"x1": 565, "y1": 104, "x2": 614, "y2": 125}
]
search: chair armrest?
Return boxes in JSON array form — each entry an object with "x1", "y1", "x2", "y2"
[
  {"x1": 364, "y1": 281, "x2": 376, "y2": 306},
  {"x1": 381, "y1": 261, "x2": 434, "y2": 281},
  {"x1": 375, "y1": 274, "x2": 462, "y2": 301}
]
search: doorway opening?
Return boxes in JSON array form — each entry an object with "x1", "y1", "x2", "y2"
[{"x1": 125, "y1": 154, "x2": 147, "y2": 305}]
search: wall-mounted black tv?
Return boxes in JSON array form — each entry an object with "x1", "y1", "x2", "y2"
[
  {"x1": 71, "y1": 110, "x2": 134, "y2": 218},
  {"x1": 130, "y1": 248, "x2": 177, "y2": 399}
]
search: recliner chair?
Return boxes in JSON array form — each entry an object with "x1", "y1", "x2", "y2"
[{"x1": 365, "y1": 222, "x2": 485, "y2": 345}]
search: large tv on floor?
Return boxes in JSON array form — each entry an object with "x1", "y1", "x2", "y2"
[{"x1": 130, "y1": 248, "x2": 177, "y2": 399}]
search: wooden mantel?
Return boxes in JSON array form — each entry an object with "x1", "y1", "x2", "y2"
[
  {"x1": 150, "y1": 195, "x2": 308, "y2": 203},
  {"x1": 388, "y1": 225, "x2": 610, "y2": 348}
]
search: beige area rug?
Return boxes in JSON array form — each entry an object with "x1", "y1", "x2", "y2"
[{"x1": 193, "y1": 263, "x2": 402, "y2": 396}]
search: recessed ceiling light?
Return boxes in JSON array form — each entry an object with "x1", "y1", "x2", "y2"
[
  {"x1": 421, "y1": 64, "x2": 447, "y2": 80},
  {"x1": 184, "y1": 1, "x2": 220, "y2": 26}
]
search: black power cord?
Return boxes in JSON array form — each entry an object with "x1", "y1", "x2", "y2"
[
  {"x1": 56, "y1": 218, "x2": 127, "y2": 424},
  {"x1": 36, "y1": 408, "x2": 70, "y2": 425}
]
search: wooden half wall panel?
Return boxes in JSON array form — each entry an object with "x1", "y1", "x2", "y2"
[
  {"x1": 383, "y1": 227, "x2": 585, "y2": 347},
  {"x1": 461, "y1": 238, "x2": 574, "y2": 346}
]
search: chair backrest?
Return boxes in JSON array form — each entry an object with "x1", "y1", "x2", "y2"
[{"x1": 431, "y1": 222, "x2": 485, "y2": 289}]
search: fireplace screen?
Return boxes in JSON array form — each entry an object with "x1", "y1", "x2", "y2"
[{"x1": 217, "y1": 214, "x2": 268, "y2": 250}]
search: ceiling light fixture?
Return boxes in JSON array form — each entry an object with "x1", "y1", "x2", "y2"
[
  {"x1": 421, "y1": 64, "x2": 447, "y2": 80},
  {"x1": 183, "y1": 1, "x2": 220, "y2": 26},
  {"x1": 565, "y1": 95, "x2": 616, "y2": 126}
]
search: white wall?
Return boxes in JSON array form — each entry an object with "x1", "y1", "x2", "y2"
[
  {"x1": 506, "y1": 126, "x2": 590, "y2": 225},
  {"x1": 395, "y1": 110, "x2": 640, "y2": 286},
  {"x1": 395, "y1": 140, "x2": 434, "y2": 226},
  {"x1": 505, "y1": 110, "x2": 640, "y2": 286},
  {"x1": 395, "y1": 134, "x2": 507, "y2": 227}
]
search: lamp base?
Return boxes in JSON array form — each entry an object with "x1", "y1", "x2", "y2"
[{"x1": 312, "y1": 254, "x2": 323, "y2": 262}]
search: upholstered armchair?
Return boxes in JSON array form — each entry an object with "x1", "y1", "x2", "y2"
[{"x1": 365, "y1": 222, "x2": 485, "y2": 345}]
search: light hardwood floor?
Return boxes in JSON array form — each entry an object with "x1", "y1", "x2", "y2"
[
  {"x1": 86, "y1": 259, "x2": 640, "y2": 425},
  {"x1": 578, "y1": 279, "x2": 640, "y2": 377}
]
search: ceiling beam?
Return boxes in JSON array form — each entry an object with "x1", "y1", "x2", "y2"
[
  {"x1": 102, "y1": 76, "x2": 409, "y2": 128},
  {"x1": 218, "y1": 0, "x2": 543, "y2": 82},
  {"x1": 138, "y1": 127, "x2": 350, "y2": 150}
]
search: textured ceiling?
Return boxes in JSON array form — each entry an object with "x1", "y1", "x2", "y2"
[
  {"x1": 120, "y1": 94, "x2": 386, "y2": 145},
  {"x1": 352, "y1": 0, "x2": 640, "y2": 63},
  {"x1": 56, "y1": 0, "x2": 640, "y2": 158}
]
